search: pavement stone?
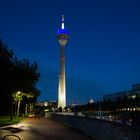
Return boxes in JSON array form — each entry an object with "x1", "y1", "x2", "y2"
[{"x1": 0, "y1": 117, "x2": 94, "y2": 140}]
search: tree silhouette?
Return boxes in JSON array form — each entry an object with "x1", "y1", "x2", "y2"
[{"x1": 0, "y1": 40, "x2": 40, "y2": 115}]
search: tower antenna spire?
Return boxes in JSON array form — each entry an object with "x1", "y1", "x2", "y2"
[{"x1": 61, "y1": 15, "x2": 64, "y2": 29}]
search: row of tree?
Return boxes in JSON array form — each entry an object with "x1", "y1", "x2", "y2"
[{"x1": 0, "y1": 40, "x2": 40, "y2": 117}]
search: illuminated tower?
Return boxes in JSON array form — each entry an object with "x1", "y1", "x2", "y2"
[{"x1": 57, "y1": 15, "x2": 69, "y2": 108}]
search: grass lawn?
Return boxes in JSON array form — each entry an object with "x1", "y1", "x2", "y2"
[{"x1": 0, "y1": 116, "x2": 24, "y2": 127}]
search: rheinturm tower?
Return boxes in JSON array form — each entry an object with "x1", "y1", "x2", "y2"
[{"x1": 57, "y1": 15, "x2": 69, "y2": 108}]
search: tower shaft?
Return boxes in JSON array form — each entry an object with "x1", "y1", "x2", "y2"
[
  {"x1": 57, "y1": 15, "x2": 68, "y2": 109},
  {"x1": 58, "y1": 45, "x2": 66, "y2": 108}
]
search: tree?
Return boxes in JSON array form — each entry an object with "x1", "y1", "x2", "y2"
[
  {"x1": 122, "y1": 96, "x2": 129, "y2": 110},
  {"x1": 0, "y1": 40, "x2": 14, "y2": 113},
  {"x1": 13, "y1": 91, "x2": 34, "y2": 117},
  {"x1": 0, "y1": 39, "x2": 40, "y2": 116},
  {"x1": 102, "y1": 99, "x2": 114, "y2": 111},
  {"x1": 13, "y1": 91, "x2": 23, "y2": 117},
  {"x1": 115, "y1": 97, "x2": 123, "y2": 111},
  {"x1": 85, "y1": 102, "x2": 95, "y2": 112}
]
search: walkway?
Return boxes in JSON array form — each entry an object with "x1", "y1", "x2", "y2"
[{"x1": 0, "y1": 117, "x2": 93, "y2": 140}]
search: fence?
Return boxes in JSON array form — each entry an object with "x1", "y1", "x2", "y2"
[{"x1": 49, "y1": 113, "x2": 140, "y2": 140}]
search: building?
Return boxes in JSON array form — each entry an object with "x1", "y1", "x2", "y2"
[
  {"x1": 103, "y1": 83, "x2": 140, "y2": 101},
  {"x1": 36, "y1": 100, "x2": 57, "y2": 108},
  {"x1": 57, "y1": 15, "x2": 69, "y2": 108}
]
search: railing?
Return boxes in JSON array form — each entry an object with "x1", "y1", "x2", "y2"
[{"x1": 49, "y1": 113, "x2": 140, "y2": 140}]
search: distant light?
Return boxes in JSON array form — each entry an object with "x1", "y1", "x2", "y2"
[
  {"x1": 17, "y1": 91, "x2": 21, "y2": 95},
  {"x1": 131, "y1": 95, "x2": 136, "y2": 99},
  {"x1": 44, "y1": 102, "x2": 48, "y2": 106},
  {"x1": 45, "y1": 109, "x2": 49, "y2": 112},
  {"x1": 89, "y1": 98, "x2": 94, "y2": 103}
]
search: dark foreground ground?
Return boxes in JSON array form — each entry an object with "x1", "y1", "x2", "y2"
[{"x1": 0, "y1": 117, "x2": 94, "y2": 140}]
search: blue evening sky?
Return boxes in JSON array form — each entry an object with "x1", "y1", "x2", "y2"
[{"x1": 0, "y1": 0, "x2": 140, "y2": 105}]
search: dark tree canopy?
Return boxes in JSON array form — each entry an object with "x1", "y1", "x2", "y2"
[{"x1": 0, "y1": 40, "x2": 40, "y2": 113}]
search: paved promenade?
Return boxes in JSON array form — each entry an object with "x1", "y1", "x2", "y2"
[{"x1": 0, "y1": 117, "x2": 93, "y2": 140}]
